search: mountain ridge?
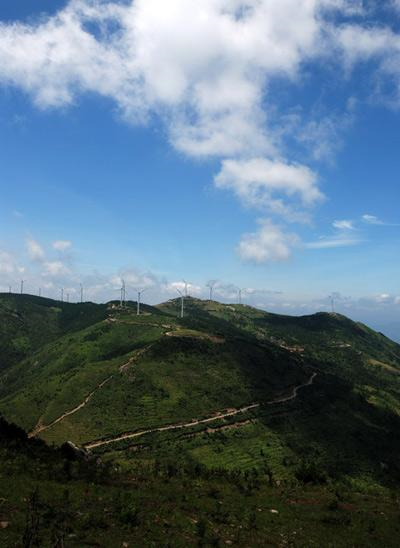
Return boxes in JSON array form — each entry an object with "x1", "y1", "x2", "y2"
[{"x1": 0, "y1": 292, "x2": 400, "y2": 493}]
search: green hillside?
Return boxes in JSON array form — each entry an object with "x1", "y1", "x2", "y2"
[
  {"x1": 2, "y1": 415, "x2": 399, "y2": 547},
  {"x1": 177, "y1": 299, "x2": 400, "y2": 416},
  {"x1": 1, "y1": 294, "x2": 400, "y2": 493},
  {"x1": 0, "y1": 293, "x2": 109, "y2": 372},
  {"x1": 0, "y1": 297, "x2": 308, "y2": 446},
  {"x1": 1, "y1": 294, "x2": 400, "y2": 544}
]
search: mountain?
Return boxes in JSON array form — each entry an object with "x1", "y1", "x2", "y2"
[
  {"x1": 0, "y1": 293, "x2": 109, "y2": 372},
  {"x1": 1, "y1": 293, "x2": 400, "y2": 492},
  {"x1": 1, "y1": 293, "x2": 400, "y2": 544}
]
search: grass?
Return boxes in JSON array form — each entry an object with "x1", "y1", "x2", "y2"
[
  {"x1": 2, "y1": 294, "x2": 400, "y2": 544},
  {"x1": 1, "y1": 416, "x2": 400, "y2": 547},
  {"x1": 1, "y1": 294, "x2": 400, "y2": 492}
]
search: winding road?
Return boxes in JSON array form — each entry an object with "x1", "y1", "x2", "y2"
[
  {"x1": 28, "y1": 348, "x2": 151, "y2": 439},
  {"x1": 83, "y1": 372, "x2": 317, "y2": 451}
]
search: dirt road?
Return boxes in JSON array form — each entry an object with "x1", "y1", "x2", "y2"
[
  {"x1": 28, "y1": 347, "x2": 151, "y2": 438},
  {"x1": 84, "y1": 372, "x2": 317, "y2": 450}
]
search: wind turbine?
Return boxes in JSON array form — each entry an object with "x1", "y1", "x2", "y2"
[
  {"x1": 8, "y1": 285, "x2": 11, "y2": 294},
  {"x1": 134, "y1": 287, "x2": 148, "y2": 316},
  {"x1": 20, "y1": 280, "x2": 25, "y2": 295},
  {"x1": 80, "y1": 283, "x2": 84, "y2": 303},
  {"x1": 119, "y1": 279, "x2": 126, "y2": 307},
  {"x1": 206, "y1": 280, "x2": 217, "y2": 301},
  {"x1": 38, "y1": 288, "x2": 41, "y2": 297},
  {"x1": 237, "y1": 287, "x2": 246, "y2": 305},
  {"x1": 60, "y1": 288, "x2": 64, "y2": 302},
  {"x1": 182, "y1": 279, "x2": 190, "y2": 297},
  {"x1": 329, "y1": 294, "x2": 335, "y2": 313},
  {"x1": 176, "y1": 288, "x2": 184, "y2": 318}
]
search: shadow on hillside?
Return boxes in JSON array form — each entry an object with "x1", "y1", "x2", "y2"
[{"x1": 257, "y1": 370, "x2": 400, "y2": 487}]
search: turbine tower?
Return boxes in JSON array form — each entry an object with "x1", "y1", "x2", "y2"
[
  {"x1": 176, "y1": 288, "x2": 184, "y2": 318},
  {"x1": 238, "y1": 287, "x2": 246, "y2": 305},
  {"x1": 134, "y1": 287, "x2": 148, "y2": 316},
  {"x1": 206, "y1": 280, "x2": 217, "y2": 301},
  {"x1": 20, "y1": 280, "x2": 25, "y2": 295},
  {"x1": 61, "y1": 288, "x2": 64, "y2": 302},
  {"x1": 329, "y1": 294, "x2": 335, "y2": 313},
  {"x1": 182, "y1": 279, "x2": 189, "y2": 297},
  {"x1": 38, "y1": 288, "x2": 41, "y2": 297},
  {"x1": 80, "y1": 283, "x2": 84, "y2": 303},
  {"x1": 8, "y1": 285, "x2": 11, "y2": 294},
  {"x1": 119, "y1": 279, "x2": 126, "y2": 307}
]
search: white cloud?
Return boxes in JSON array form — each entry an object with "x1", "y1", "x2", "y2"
[
  {"x1": 376, "y1": 293, "x2": 391, "y2": 303},
  {"x1": 362, "y1": 214, "x2": 399, "y2": 226},
  {"x1": 166, "y1": 281, "x2": 202, "y2": 296},
  {"x1": 305, "y1": 235, "x2": 360, "y2": 249},
  {"x1": 307, "y1": 218, "x2": 363, "y2": 249},
  {"x1": 0, "y1": 0, "x2": 337, "y2": 247},
  {"x1": 362, "y1": 214, "x2": 383, "y2": 225},
  {"x1": 43, "y1": 260, "x2": 70, "y2": 277},
  {"x1": 109, "y1": 269, "x2": 158, "y2": 292},
  {"x1": 0, "y1": 251, "x2": 16, "y2": 274},
  {"x1": 336, "y1": 25, "x2": 399, "y2": 65},
  {"x1": 1, "y1": 1, "x2": 400, "y2": 257},
  {"x1": 26, "y1": 238, "x2": 45, "y2": 261},
  {"x1": 0, "y1": 1, "x2": 328, "y2": 133},
  {"x1": 215, "y1": 157, "x2": 322, "y2": 221},
  {"x1": 332, "y1": 219, "x2": 354, "y2": 230},
  {"x1": 53, "y1": 240, "x2": 72, "y2": 251},
  {"x1": 237, "y1": 219, "x2": 298, "y2": 263}
]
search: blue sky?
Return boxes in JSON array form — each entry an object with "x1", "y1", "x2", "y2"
[{"x1": 0, "y1": 1, "x2": 399, "y2": 340}]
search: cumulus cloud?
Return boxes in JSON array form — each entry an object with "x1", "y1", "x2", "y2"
[
  {"x1": 0, "y1": 0, "x2": 344, "y2": 264},
  {"x1": 53, "y1": 240, "x2": 72, "y2": 251},
  {"x1": 43, "y1": 260, "x2": 71, "y2": 277},
  {"x1": 215, "y1": 158, "x2": 322, "y2": 220},
  {"x1": 1, "y1": 1, "x2": 400, "y2": 261},
  {"x1": 109, "y1": 269, "x2": 159, "y2": 292},
  {"x1": 24, "y1": 237, "x2": 73, "y2": 279},
  {"x1": 0, "y1": 251, "x2": 16, "y2": 274},
  {"x1": 0, "y1": 1, "x2": 328, "y2": 130},
  {"x1": 26, "y1": 238, "x2": 45, "y2": 261},
  {"x1": 237, "y1": 219, "x2": 298, "y2": 263},
  {"x1": 166, "y1": 280, "x2": 202, "y2": 296}
]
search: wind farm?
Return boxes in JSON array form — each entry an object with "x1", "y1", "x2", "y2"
[{"x1": 1, "y1": 1, "x2": 400, "y2": 545}]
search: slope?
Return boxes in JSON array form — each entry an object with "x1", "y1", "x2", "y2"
[
  {"x1": 0, "y1": 293, "x2": 110, "y2": 372},
  {"x1": 2, "y1": 414, "x2": 399, "y2": 547},
  {"x1": 0, "y1": 300, "x2": 310, "y2": 448},
  {"x1": 1, "y1": 296, "x2": 400, "y2": 490}
]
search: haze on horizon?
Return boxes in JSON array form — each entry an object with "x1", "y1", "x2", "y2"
[{"x1": 0, "y1": 0, "x2": 399, "y2": 340}]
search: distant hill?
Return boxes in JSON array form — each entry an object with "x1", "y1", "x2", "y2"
[
  {"x1": 0, "y1": 293, "x2": 109, "y2": 371},
  {"x1": 0, "y1": 293, "x2": 400, "y2": 493}
]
